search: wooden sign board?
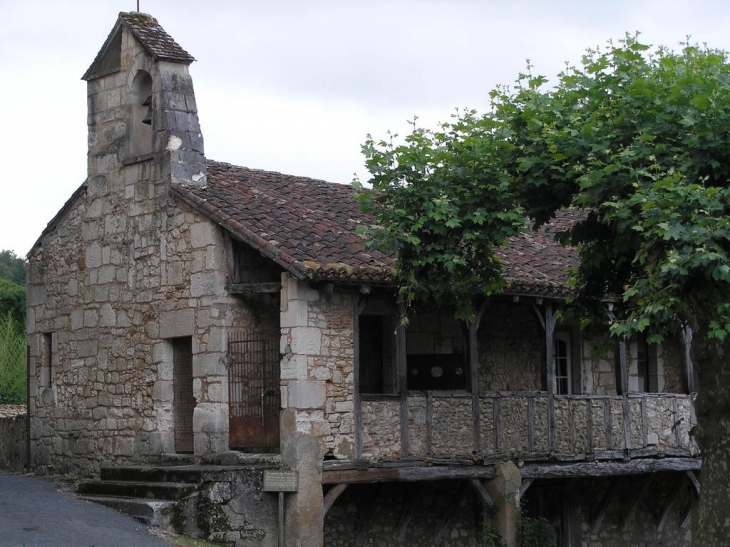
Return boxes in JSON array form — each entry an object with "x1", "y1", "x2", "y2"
[{"x1": 263, "y1": 469, "x2": 299, "y2": 492}]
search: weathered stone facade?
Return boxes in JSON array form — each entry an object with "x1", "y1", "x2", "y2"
[{"x1": 26, "y1": 16, "x2": 260, "y2": 477}]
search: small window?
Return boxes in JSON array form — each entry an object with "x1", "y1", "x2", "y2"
[
  {"x1": 635, "y1": 334, "x2": 658, "y2": 392},
  {"x1": 406, "y1": 310, "x2": 467, "y2": 391},
  {"x1": 554, "y1": 332, "x2": 571, "y2": 395},
  {"x1": 358, "y1": 314, "x2": 397, "y2": 394}
]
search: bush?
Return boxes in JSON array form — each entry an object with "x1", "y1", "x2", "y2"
[
  {"x1": 0, "y1": 314, "x2": 26, "y2": 404},
  {"x1": 519, "y1": 516, "x2": 556, "y2": 547}
]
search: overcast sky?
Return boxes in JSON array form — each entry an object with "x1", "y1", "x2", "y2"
[{"x1": 2, "y1": 0, "x2": 730, "y2": 257}]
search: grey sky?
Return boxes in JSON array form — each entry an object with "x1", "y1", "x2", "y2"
[{"x1": 2, "y1": 0, "x2": 730, "y2": 256}]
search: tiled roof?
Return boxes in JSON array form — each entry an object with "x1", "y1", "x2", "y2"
[
  {"x1": 172, "y1": 161, "x2": 580, "y2": 296},
  {"x1": 119, "y1": 12, "x2": 195, "y2": 63},
  {"x1": 497, "y1": 211, "x2": 582, "y2": 297},
  {"x1": 172, "y1": 162, "x2": 396, "y2": 283}
]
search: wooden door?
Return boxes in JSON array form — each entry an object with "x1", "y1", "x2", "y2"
[
  {"x1": 173, "y1": 337, "x2": 195, "y2": 453},
  {"x1": 228, "y1": 329, "x2": 280, "y2": 451}
]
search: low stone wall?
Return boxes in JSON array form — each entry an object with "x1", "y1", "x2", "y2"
[
  {"x1": 361, "y1": 392, "x2": 697, "y2": 462},
  {"x1": 0, "y1": 405, "x2": 27, "y2": 472}
]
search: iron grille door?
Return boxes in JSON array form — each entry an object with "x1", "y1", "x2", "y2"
[
  {"x1": 173, "y1": 337, "x2": 195, "y2": 453},
  {"x1": 228, "y1": 329, "x2": 281, "y2": 451}
]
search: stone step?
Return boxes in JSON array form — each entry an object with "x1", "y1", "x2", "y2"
[
  {"x1": 100, "y1": 465, "x2": 204, "y2": 484},
  {"x1": 78, "y1": 495, "x2": 176, "y2": 528},
  {"x1": 78, "y1": 480, "x2": 196, "y2": 500}
]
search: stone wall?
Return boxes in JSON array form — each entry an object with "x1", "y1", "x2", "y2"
[
  {"x1": 363, "y1": 391, "x2": 696, "y2": 461},
  {"x1": 0, "y1": 406, "x2": 27, "y2": 472},
  {"x1": 324, "y1": 481, "x2": 483, "y2": 547},
  {"x1": 478, "y1": 301, "x2": 544, "y2": 392},
  {"x1": 523, "y1": 474, "x2": 692, "y2": 547},
  {"x1": 325, "y1": 473, "x2": 693, "y2": 547},
  {"x1": 26, "y1": 23, "x2": 256, "y2": 476},
  {"x1": 280, "y1": 278, "x2": 356, "y2": 460}
]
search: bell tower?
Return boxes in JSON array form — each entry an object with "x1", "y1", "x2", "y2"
[{"x1": 82, "y1": 12, "x2": 206, "y2": 187}]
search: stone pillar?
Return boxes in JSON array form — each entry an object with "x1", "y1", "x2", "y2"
[
  {"x1": 485, "y1": 461, "x2": 522, "y2": 547},
  {"x1": 281, "y1": 408, "x2": 324, "y2": 547},
  {"x1": 280, "y1": 274, "x2": 326, "y2": 546}
]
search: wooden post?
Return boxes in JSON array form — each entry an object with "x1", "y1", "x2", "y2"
[
  {"x1": 618, "y1": 337, "x2": 630, "y2": 450},
  {"x1": 470, "y1": 299, "x2": 489, "y2": 455},
  {"x1": 278, "y1": 491, "x2": 285, "y2": 547},
  {"x1": 397, "y1": 303, "x2": 409, "y2": 457},
  {"x1": 544, "y1": 303, "x2": 557, "y2": 452},
  {"x1": 353, "y1": 295, "x2": 364, "y2": 459},
  {"x1": 680, "y1": 326, "x2": 694, "y2": 393}
]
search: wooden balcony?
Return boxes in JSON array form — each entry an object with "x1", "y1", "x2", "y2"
[{"x1": 359, "y1": 392, "x2": 697, "y2": 463}]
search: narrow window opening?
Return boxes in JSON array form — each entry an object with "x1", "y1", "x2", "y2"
[
  {"x1": 554, "y1": 332, "x2": 572, "y2": 395},
  {"x1": 358, "y1": 313, "x2": 397, "y2": 394},
  {"x1": 635, "y1": 334, "x2": 659, "y2": 392},
  {"x1": 41, "y1": 333, "x2": 52, "y2": 388},
  {"x1": 129, "y1": 70, "x2": 153, "y2": 158}
]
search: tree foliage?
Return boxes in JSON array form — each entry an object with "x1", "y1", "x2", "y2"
[
  {"x1": 355, "y1": 114, "x2": 526, "y2": 321},
  {"x1": 359, "y1": 35, "x2": 730, "y2": 545},
  {"x1": 0, "y1": 250, "x2": 27, "y2": 286},
  {"x1": 0, "y1": 279, "x2": 25, "y2": 325},
  {"x1": 359, "y1": 36, "x2": 730, "y2": 337}
]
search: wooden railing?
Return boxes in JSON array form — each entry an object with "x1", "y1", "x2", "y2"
[{"x1": 359, "y1": 392, "x2": 697, "y2": 462}]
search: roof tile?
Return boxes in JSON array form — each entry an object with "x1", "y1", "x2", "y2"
[{"x1": 172, "y1": 160, "x2": 580, "y2": 295}]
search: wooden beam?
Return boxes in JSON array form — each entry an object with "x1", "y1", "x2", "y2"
[
  {"x1": 680, "y1": 326, "x2": 694, "y2": 393},
  {"x1": 467, "y1": 478, "x2": 493, "y2": 506},
  {"x1": 470, "y1": 300, "x2": 488, "y2": 456},
  {"x1": 323, "y1": 483, "x2": 348, "y2": 516},
  {"x1": 354, "y1": 485, "x2": 385, "y2": 547},
  {"x1": 353, "y1": 296, "x2": 363, "y2": 459},
  {"x1": 396, "y1": 484, "x2": 423, "y2": 542},
  {"x1": 545, "y1": 303, "x2": 557, "y2": 452},
  {"x1": 396, "y1": 306, "x2": 409, "y2": 457},
  {"x1": 435, "y1": 482, "x2": 464, "y2": 545},
  {"x1": 521, "y1": 457, "x2": 700, "y2": 480},
  {"x1": 657, "y1": 474, "x2": 682, "y2": 532},
  {"x1": 591, "y1": 479, "x2": 621, "y2": 534},
  {"x1": 604, "y1": 398, "x2": 612, "y2": 450},
  {"x1": 225, "y1": 282, "x2": 282, "y2": 294},
  {"x1": 620, "y1": 475, "x2": 652, "y2": 532},
  {"x1": 686, "y1": 470, "x2": 701, "y2": 497},
  {"x1": 618, "y1": 338, "x2": 630, "y2": 451},
  {"x1": 322, "y1": 464, "x2": 496, "y2": 485},
  {"x1": 520, "y1": 478, "x2": 534, "y2": 498},
  {"x1": 493, "y1": 397, "x2": 501, "y2": 453},
  {"x1": 680, "y1": 504, "x2": 692, "y2": 530}
]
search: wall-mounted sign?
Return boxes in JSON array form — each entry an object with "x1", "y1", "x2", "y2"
[{"x1": 263, "y1": 469, "x2": 299, "y2": 492}]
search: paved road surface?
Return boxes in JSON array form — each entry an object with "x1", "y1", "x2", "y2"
[{"x1": 0, "y1": 472, "x2": 173, "y2": 547}]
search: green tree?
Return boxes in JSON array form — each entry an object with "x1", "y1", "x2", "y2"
[
  {"x1": 359, "y1": 36, "x2": 730, "y2": 545},
  {"x1": 0, "y1": 279, "x2": 25, "y2": 325},
  {"x1": 0, "y1": 250, "x2": 27, "y2": 286}
]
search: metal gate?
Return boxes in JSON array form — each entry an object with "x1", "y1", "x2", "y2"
[
  {"x1": 228, "y1": 329, "x2": 280, "y2": 451},
  {"x1": 173, "y1": 337, "x2": 195, "y2": 453}
]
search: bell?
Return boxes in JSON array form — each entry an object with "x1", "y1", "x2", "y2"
[{"x1": 142, "y1": 95, "x2": 152, "y2": 125}]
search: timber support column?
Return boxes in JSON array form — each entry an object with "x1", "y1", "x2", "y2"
[{"x1": 486, "y1": 462, "x2": 522, "y2": 547}]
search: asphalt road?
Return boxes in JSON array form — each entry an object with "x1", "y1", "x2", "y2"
[{"x1": 0, "y1": 472, "x2": 174, "y2": 547}]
